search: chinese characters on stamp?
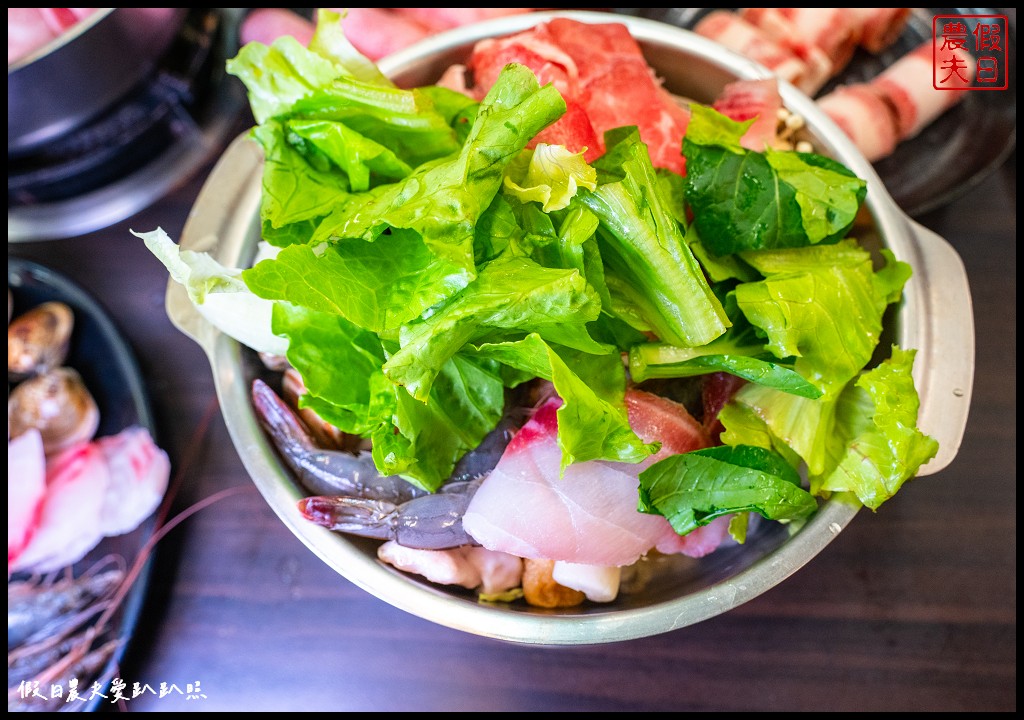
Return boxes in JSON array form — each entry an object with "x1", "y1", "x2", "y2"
[{"x1": 933, "y1": 14, "x2": 1010, "y2": 90}]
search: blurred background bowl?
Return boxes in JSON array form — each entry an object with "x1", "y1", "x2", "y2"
[
  {"x1": 165, "y1": 10, "x2": 974, "y2": 644},
  {"x1": 8, "y1": 8, "x2": 189, "y2": 156},
  {"x1": 7, "y1": 9, "x2": 249, "y2": 243}
]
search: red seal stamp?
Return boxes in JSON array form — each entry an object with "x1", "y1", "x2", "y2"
[{"x1": 933, "y1": 14, "x2": 1010, "y2": 90}]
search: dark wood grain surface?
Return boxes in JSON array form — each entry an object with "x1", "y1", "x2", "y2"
[{"x1": 10, "y1": 119, "x2": 1015, "y2": 715}]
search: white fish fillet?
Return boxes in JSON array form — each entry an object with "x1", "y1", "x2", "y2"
[{"x1": 463, "y1": 391, "x2": 725, "y2": 567}]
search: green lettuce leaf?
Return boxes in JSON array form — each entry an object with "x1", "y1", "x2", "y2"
[
  {"x1": 227, "y1": 35, "x2": 347, "y2": 124},
  {"x1": 529, "y1": 203, "x2": 601, "y2": 278},
  {"x1": 683, "y1": 105, "x2": 866, "y2": 256},
  {"x1": 504, "y1": 144, "x2": 597, "y2": 212},
  {"x1": 638, "y1": 444, "x2": 818, "y2": 536},
  {"x1": 579, "y1": 126, "x2": 729, "y2": 347},
  {"x1": 252, "y1": 122, "x2": 351, "y2": 240},
  {"x1": 230, "y1": 11, "x2": 465, "y2": 243},
  {"x1": 735, "y1": 240, "x2": 908, "y2": 394},
  {"x1": 466, "y1": 334, "x2": 655, "y2": 470},
  {"x1": 269, "y1": 302, "x2": 508, "y2": 493},
  {"x1": 313, "y1": 63, "x2": 569, "y2": 246},
  {"x1": 309, "y1": 63, "x2": 566, "y2": 280},
  {"x1": 288, "y1": 81, "x2": 462, "y2": 170},
  {"x1": 287, "y1": 119, "x2": 413, "y2": 192},
  {"x1": 473, "y1": 194, "x2": 527, "y2": 264},
  {"x1": 416, "y1": 85, "x2": 479, "y2": 144},
  {"x1": 818, "y1": 347, "x2": 939, "y2": 509},
  {"x1": 656, "y1": 170, "x2": 759, "y2": 284},
  {"x1": 720, "y1": 383, "x2": 835, "y2": 476},
  {"x1": 243, "y1": 227, "x2": 468, "y2": 334},
  {"x1": 368, "y1": 354, "x2": 507, "y2": 492},
  {"x1": 305, "y1": 9, "x2": 392, "y2": 87},
  {"x1": 383, "y1": 255, "x2": 608, "y2": 401},
  {"x1": 628, "y1": 295, "x2": 821, "y2": 400},
  {"x1": 630, "y1": 349, "x2": 821, "y2": 398},
  {"x1": 271, "y1": 303, "x2": 384, "y2": 434}
]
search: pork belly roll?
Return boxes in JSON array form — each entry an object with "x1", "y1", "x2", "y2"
[
  {"x1": 870, "y1": 40, "x2": 975, "y2": 141},
  {"x1": 848, "y1": 8, "x2": 913, "y2": 54},
  {"x1": 816, "y1": 84, "x2": 900, "y2": 162},
  {"x1": 739, "y1": 8, "x2": 860, "y2": 92},
  {"x1": 694, "y1": 11, "x2": 815, "y2": 94}
]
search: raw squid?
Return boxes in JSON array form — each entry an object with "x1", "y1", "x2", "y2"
[
  {"x1": 8, "y1": 425, "x2": 170, "y2": 575},
  {"x1": 462, "y1": 390, "x2": 729, "y2": 568}
]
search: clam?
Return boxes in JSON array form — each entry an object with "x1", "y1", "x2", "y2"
[
  {"x1": 8, "y1": 367, "x2": 100, "y2": 455},
  {"x1": 8, "y1": 301, "x2": 75, "y2": 382}
]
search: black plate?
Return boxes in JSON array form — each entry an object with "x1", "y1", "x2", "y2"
[
  {"x1": 8, "y1": 258, "x2": 160, "y2": 713},
  {"x1": 624, "y1": 7, "x2": 1017, "y2": 217}
]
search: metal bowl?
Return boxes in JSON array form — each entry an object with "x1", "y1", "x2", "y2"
[
  {"x1": 8, "y1": 8, "x2": 188, "y2": 156},
  {"x1": 164, "y1": 10, "x2": 974, "y2": 644}
]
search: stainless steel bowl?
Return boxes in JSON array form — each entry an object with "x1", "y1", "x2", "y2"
[
  {"x1": 165, "y1": 10, "x2": 975, "y2": 644},
  {"x1": 8, "y1": 8, "x2": 188, "y2": 155}
]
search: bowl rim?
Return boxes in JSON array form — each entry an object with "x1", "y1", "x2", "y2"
[{"x1": 166, "y1": 10, "x2": 974, "y2": 644}]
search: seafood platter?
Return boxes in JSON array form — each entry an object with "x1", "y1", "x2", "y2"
[
  {"x1": 8, "y1": 259, "x2": 170, "y2": 710},
  {"x1": 148, "y1": 9, "x2": 975, "y2": 644}
]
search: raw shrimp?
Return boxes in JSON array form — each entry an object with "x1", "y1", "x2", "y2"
[
  {"x1": 252, "y1": 378, "x2": 428, "y2": 502},
  {"x1": 254, "y1": 376, "x2": 529, "y2": 549},
  {"x1": 7, "y1": 565, "x2": 124, "y2": 652},
  {"x1": 447, "y1": 411, "x2": 521, "y2": 484},
  {"x1": 253, "y1": 377, "x2": 521, "y2": 498},
  {"x1": 8, "y1": 624, "x2": 95, "y2": 687},
  {"x1": 8, "y1": 638, "x2": 119, "y2": 712},
  {"x1": 298, "y1": 479, "x2": 481, "y2": 550},
  {"x1": 7, "y1": 558, "x2": 125, "y2": 711}
]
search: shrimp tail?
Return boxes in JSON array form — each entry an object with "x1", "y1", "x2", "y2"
[
  {"x1": 297, "y1": 496, "x2": 397, "y2": 541},
  {"x1": 298, "y1": 483, "x2": 481, "y2": 551}
]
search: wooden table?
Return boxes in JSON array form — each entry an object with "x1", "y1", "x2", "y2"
[{"x1": 10, "y1": 129, "x2": 1015, "y2": 715}]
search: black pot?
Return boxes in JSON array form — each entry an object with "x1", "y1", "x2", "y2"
[{"x1": 7, "y1": 8, "x2": 189, "y2": 156}]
